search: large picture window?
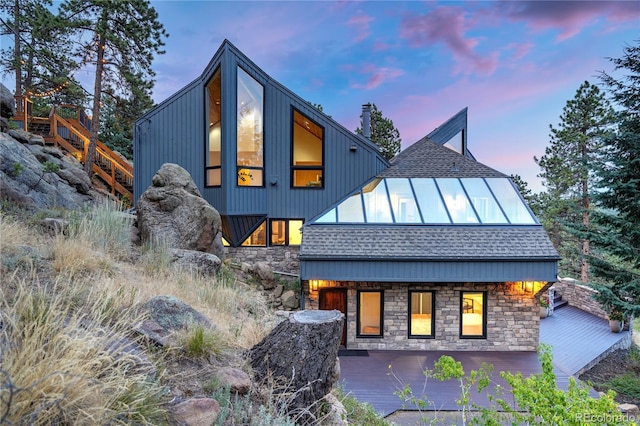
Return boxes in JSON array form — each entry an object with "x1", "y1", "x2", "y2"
[
  {"x1": 270, "y1": 219, "x2": 303, "y2": 246},
  {"x1": 241, "y1": 221, "x2": 267, "y2": 246},
  {"x1": 460, "y1": 291, "x2": 487, "y2": 338},
  {"x1": 205, "y1": 68, "x2": 221, "y2": 186},
  {"x1": 409, "y1": 291, "x2": 435, "y2": 338},
  {"x1": 357, "y1": 291, "x2": 383, "y2": 337},
  {"x1": 292, "y1": 109, "x2": 324, "y2": 188},
  {"x1": 237, "y1": 67, "x2": 264, "y2": 187}
]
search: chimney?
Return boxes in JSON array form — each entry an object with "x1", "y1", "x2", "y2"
[{"x1": 362, "y1": 103, "x2": 371, "y2": 139}]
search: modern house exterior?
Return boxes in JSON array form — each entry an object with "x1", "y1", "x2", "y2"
[{"x1": 134, "y1": 39, "x2": 559, "y2": 352}]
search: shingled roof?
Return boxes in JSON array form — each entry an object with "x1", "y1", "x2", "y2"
[
  {"x1": 381, "y1": 138, "x2": 506, "y2": 179},
  {"x1": 300, "y1": 225, "x2": 559, "y2": 261}
]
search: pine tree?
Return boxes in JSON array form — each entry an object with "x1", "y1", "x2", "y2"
[
  {"x1": 585, "y1": 41, "x2": 640, "y2": 319},
  {"x1": 59, "y1": 0, "x2": 167, "y2": 175},
  {"x1": 0, "y1": 0, "x2": 79, "y2": 103},
  {"x1": 534, "y1": 81, "x2": 616, "y2": 281},
  {"x1": 356, "y1": 103, "x2": 401, "y2": 160}
]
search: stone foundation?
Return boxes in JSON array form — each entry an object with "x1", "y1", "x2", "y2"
[
  {"x1": 225, "y1": 246, "x2": 300, "y2": 275},
  {"x1": 305, "y1": 281, "x2": 539, "y2": 351}
]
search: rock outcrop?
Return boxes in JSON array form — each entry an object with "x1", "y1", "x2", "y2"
[
  {"x1": 136, "y1": 163, "x2": 224, "y2": 263},
  {"x1": 0, "y1": 131, "x2": 96, "y2": 210}
]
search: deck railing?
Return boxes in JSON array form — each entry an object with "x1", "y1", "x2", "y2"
[{"x1": 12, "y1": 96, "x2": 133, "y2": 202}]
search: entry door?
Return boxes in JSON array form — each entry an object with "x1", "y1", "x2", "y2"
[{"x1": 319, "y1": 288, "x2": 347, "y2": 346}]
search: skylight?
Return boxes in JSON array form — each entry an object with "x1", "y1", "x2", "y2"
[{"x1": 313, "y1": 177, "x2": 536, "y2": 225}]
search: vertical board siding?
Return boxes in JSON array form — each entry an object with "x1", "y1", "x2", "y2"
[{"x1": 135, "y1": 40, "x2": 388, "y2": 222}]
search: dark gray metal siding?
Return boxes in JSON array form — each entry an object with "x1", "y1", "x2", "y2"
[
  {"x1": 134, "y1": 40, "x2": 388, "y2": 222},
  {"x1": 300, "y1": 259, "x2": 558, "y2": 282}
]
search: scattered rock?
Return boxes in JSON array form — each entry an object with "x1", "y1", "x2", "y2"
[
  {"x1": 170, "y1": 248, "x2": 221, "y2": 276},
  {"x1": 40, "y1": 218, "x2": 69, "y2": 235},
  {"x1": 136, "y1": 163, "x2": 224, "y2": 259},
  {"x1": 251, "y1": 262, "x2": 275, "y2": 289},
  {"x1": 138, "y1": 296, "x2": 213, "y2": 346},
  {"x1": 216, "y1": 367, "x2": 251, "y2": 395},
  {"x1": 619, "y1": 403, "x2": 639, "y2": 414},
  {"x1": 321, "y1": 392, "x2": 349, "y2": 426},
  {"x1": 171, "y1": 397, "x2": 220, "y2": 426},
  {"x1": 281, "y1": 289, "x2": 299, "y2": 310},
  {"x1": 273, "y1": 284, "x2": 284, "y2": 299}
]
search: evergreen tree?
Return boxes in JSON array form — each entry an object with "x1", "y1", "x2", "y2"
[
  {"x1": 534, "y1": 81, "x2": 616, "y2": 281},
  {"x1": 356, "y1": 103, "x2": 401, "y2": 160},
  {"x1": 0, "y1": 0, "x2": 79, "y2": 103},
  {"x1": 585, "y1": 41, "x2": 640, "y2": 319},
  {"x1": 59, "y1": 0, "x2": 167, "y2": 175}
]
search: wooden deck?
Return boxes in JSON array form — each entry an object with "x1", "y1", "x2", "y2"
[{"x1": 338, "y1": 305, "x2": 630, "y2": 417}]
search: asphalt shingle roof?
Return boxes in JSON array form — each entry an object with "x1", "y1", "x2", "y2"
[
  {"x1": 300, "y1": 225, "x2": 559, "y2": 260},
  {"x1": 381, "y1": 138, "x2": 507, "y2": 178}
]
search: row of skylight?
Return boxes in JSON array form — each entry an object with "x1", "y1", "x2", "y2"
[{"x1": 313, "y1": 178, "x2": 536, "y2": 225}]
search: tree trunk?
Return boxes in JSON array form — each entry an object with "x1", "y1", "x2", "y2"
[
  {"x1": 85, "y1": 32, "x2": 105, "y2": 175},
  {"x1": 581, "y1": 143, "x2": 590, "y2": 283},
  {"x1": 13, "y1": 0, "x2": 22, "y2": 106},
  {"x1": 249, "y1": 310, "x2": 343, "y2": 422}
]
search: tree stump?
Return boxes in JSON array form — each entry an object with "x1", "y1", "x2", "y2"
[{"x1": 248, "y1": 309, "x2": 344, "y2": 421}]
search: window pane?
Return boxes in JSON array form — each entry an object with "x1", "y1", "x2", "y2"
[
  {"x1": 436, "y1": 178, "x2": 479, "y2": 223},
  {"x1": 460, "y1": 178, "x2": 507, "y2": 224},
  {"x1": 271, "y1": 220, "x2": 285, "y2": 245},
  {"x1": 237, "y1": 167, "x2": 263, "y2": 186},
  {"x1": 207, "y1": 168, "x2": 221, "y2": 186},
  {"x1": 443, "y1": 130, "x2": 463, "y2": 154},
  {"x1": 206, "y1": 69, "x2": 221, "y2": 186},
  {"x1": 461, "y1": 292, "x2": 485, "y2": 337},
  {"x1": 411, "y1": 178, "x2": 450, "y2": 223},
  {"x1": 288, "y1": 220, "x2": 303, "y2": 245},
  {"x1": 292, "y1": 110, "x2": 323, "y2": 187},
  {"x1": 241, "y1": 221, "x2": 266, "y2": 246},
  {"x1": 237, "y1": 68, "x2": 263, "y2": 186},
  {"x1": 337, "y1": 193, "x2": 364, "y2": 223},
  {"x1": 362, "y1": 179, "x2": 393, "y2": 223},
  {"x1": 293, "y1": 169, "x2": 323, "y2": 187},
  {"x1": 359, "y1": 291, "x2": 382, "y2": 336},
  {"x1": 316, "y1": 208, "x2": 336, "y2": 223},
  {"x1": 386, "y1": 178, "x2": 421, "y2": 223},
  {"x1": 410, "y1": 292, "x2": 433, "y2": 337},
  {"x1": 485, "y1": 178, "x2": 536, "y2": 224}
]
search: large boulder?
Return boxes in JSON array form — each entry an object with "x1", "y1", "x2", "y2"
[
  {"x1": 136, "y1": 163, "x2": 224, "y2": 260},
  {"x1": 170, "y1": 248, "x2": 222, "y2": 276},
  {"x1": 0, "y1": 84, "x2": 14, "y2": 131}
]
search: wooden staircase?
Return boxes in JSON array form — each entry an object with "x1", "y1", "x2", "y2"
[{"x1": 13, "y1": 97, "x2": 134, "y2": 202}]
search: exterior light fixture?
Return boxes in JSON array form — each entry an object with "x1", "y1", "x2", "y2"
[
  {"x1": 521, "y1": 281, "x2": 534, "y2": 294},
  {"x1": 311, "y1": 280, "x2": 318, "y2": 291},
  {"x1": 350, "y1": 144, "x2": 357, "y2": 152}
]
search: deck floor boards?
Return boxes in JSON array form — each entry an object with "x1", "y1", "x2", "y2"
[{"x1": 338, "y1": 305, "x2": 630, "y2": 416}]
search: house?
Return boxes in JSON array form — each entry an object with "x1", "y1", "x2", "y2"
[
  {"x1": 135, "y1": 40, "x2": 559, "y2": 351},
  {"x1": 134, "y1": 40, "x2": 387, "y2": 272}
]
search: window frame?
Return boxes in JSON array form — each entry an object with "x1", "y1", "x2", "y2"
[
  {"x1": 291, "y1": 107, "x2": 325, "y2": 189},
  {"x1": 269, "y1": 218, "x2": 304, "y2": 246},
  {"x1": 408, "y1": 290, "x2": 436, "y2": 339},
  {"x1": 460, "y1": 291, "x2": 488, "y2": 339},
  {"x1": 356, "y1": 290, "x2": 384, "y2": 338},
  {"x1": 205, "y1": 67, "x2": 222, "y2": 188}
]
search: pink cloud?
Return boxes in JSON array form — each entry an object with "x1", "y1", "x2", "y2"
[
  {"x1": 501, "y1": 1, "x2": 640, "y2": 41},
  {"x1": 351, "y1": 64, "x2": 405, "y2": 90},
  {"x1": 400, "y1": 6, "x2": 498, "y2": 76},
  {"x1": 347, "y1": 10, "x2": 375, "y2": 42}
]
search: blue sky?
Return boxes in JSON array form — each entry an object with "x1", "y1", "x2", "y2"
[{"x1": 3, "y1": 1, "x2": 638, "y2": 192}]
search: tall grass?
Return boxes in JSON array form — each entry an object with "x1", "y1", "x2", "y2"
[{"x1": 0, "y1": 276, "x2": 168, "y2": 425}]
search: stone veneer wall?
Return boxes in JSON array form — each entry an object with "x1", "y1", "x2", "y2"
[
  {"x1": 552, "y1": 279, "x2": 608, "y2": 320},
  {"x1": 306, "y1": 281, "x2": 539, "y2": 351},
  {"x1": 225, "y1": 246, "x2": 300, "y2": 275}
]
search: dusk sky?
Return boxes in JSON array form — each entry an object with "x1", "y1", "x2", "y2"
[{"x1": 3, "y1": 1, "x2": 639, "y2": 192}]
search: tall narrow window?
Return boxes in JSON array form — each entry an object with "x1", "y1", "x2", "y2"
[
  {"x1": 461, "y1": 291, "x2": 487, "y2": 338},
  {"x1": 292, "y1": 109, "x2": 324, "y2": 188},
  {"x1": 409, "y1": 291, "x2": 435, "y2": 338},
  {"x1": 357, "y1": 291, "x2": 383, "y2": 337},
  {"x1": 237, "y1": 68, "x2": 264, "y2": 187},
  {"x1": 206, "y1": 69, "x2": 221, "y2": 186}
]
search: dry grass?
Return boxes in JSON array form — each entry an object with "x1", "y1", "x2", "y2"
[{"x1": 0, "y1": 201, "x2": 286, "y2": 424}]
